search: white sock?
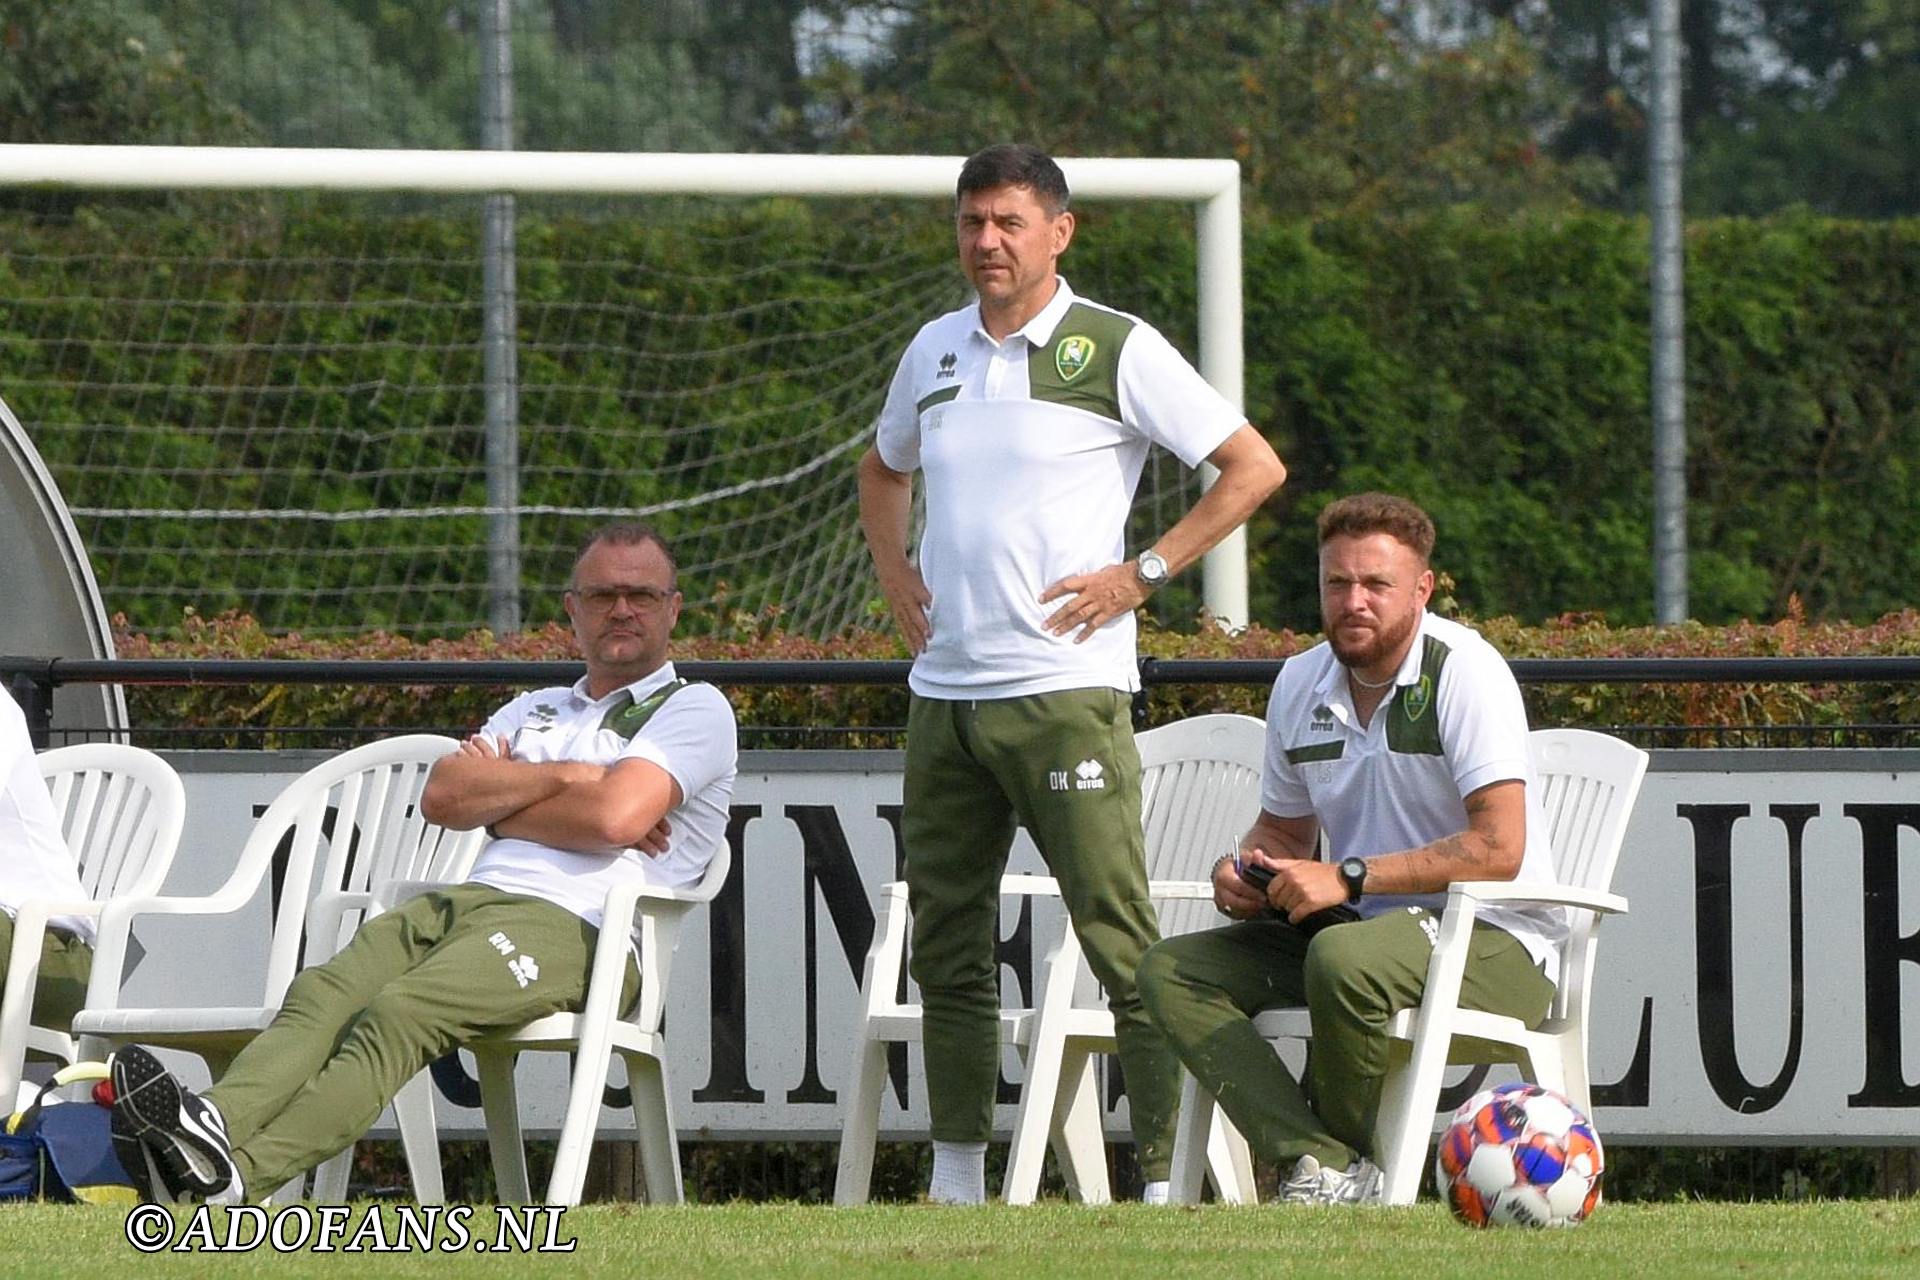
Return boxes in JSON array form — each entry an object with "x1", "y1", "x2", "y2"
[
  {"x1": 929, "y1": 1139, "x2": 987, "y2": 1205},
  {"x1": 1141, "y1": 1179, "x2": 1170, "y2": 1205}
]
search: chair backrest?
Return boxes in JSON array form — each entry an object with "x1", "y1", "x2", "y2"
[
  {"x1": 36, "y1": 743, "x2": 187, "y2": 902},
  {"x1": 1528, "y1": 728, "x2": 1649, "y2": 896},
  {"x1": 1137, "y1": 713, "x2": 1268, "y2": 941},
  {"x1": 1527, "y1": 727, "x2": 1649, "y2": 1018},
  {"x1": 233, "y1": 735, "x2": 477, "y2": 995}
]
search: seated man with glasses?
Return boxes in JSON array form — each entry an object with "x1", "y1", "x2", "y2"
[{"x1": 108, "y1": 521, "x2": 738, "y2": 1204}]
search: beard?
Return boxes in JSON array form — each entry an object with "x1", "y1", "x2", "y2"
[{"x1": 1327, "y1": 605, "x2": 1420, "y2": 674}]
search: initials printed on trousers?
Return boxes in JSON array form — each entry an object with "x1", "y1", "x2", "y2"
[{"x1": 1047, "y1": 759, "x2": 1107, "y2": 792}]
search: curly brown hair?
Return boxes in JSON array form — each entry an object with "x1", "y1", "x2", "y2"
[{"x1": 1315, "y1": 492, "x2": 1435, "y2": 563}]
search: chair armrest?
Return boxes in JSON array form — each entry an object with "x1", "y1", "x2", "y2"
[
  {"x1": 1145, "y1": 880, "x2": 1215, "y2": 901},
  {"x1": 851, "y1": 882, "x2": 914, "y2": 1018},
  {"x1": 998, "y1": 874, "x2": 1063, "y2": 898},
  {"x1": 629, "y1": 882, "x2": 709, "y2": 905},
  {"x1": 598, "y1": 879, "x2": 698, "y2": 936},
  {"x1": 874, "y1": 874, "x2": 1067, "y2": 901},
  {"x1": 594, "y1": 877, "x2": 708, "y2": 1034},
  {"x1": 85, "y1": 890, "x2": 263, "y2": 1011},
  {"x1": 7, "y1": 899, "x2": 102, "y2": 927},
  {"x1": 1446, "y1": 881, "x2": 1628, "y2": 917}
]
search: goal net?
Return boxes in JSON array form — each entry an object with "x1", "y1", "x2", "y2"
[{"x1": 0, "y1": 148, "x2": 1242, "y2": 639}]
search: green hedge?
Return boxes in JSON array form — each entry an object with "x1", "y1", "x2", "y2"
[
  {"x1": 8, "y1": 203, "x2": 1918, "y2": 632},
  {"x1": 113, "y1": 609, "x2": 1920, "y2": 748}
]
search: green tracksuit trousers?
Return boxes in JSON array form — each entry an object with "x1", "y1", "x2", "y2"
[
  {"x1": 0, "y1": 913, "x2": 92, "y2": 1034},
  {"x1": 205, "y1": 883, "x2": 638, "y2": 1193},
  {"x1": 1137, "y1": 907, "x2": 1553, "y2": 1172},
  {"x1": 902, "y1": 688, "x2": 1180, "y2": 1181}
]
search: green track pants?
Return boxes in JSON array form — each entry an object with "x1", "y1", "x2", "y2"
[
  {"x1": 0, "y1": 913, "x2": 91, "y2": 1035},
  {"x1": 1137, "y1": 907, "x2": 1552, "y2": 1171},
  {"x1": 206, "y1": 882, "x2": 638, "y2": 1193},
  {"x1": 902, "y1": 688, "x2": 1180, "y2": 1181}
]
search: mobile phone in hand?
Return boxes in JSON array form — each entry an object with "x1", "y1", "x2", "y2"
[
  {"x1": 1233, "y1": 856, "x2": 1275, "y2": 892},
  {"x1": 1234, "y1": 856, "x2": 1359, "y2": 935}
]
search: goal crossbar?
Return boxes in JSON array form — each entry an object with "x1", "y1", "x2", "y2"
[{"x1": 0, "y1": 143, "x2": 1250, "y2": 627}]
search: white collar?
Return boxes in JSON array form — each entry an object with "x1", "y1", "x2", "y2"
[
  {"x1": 971, "y1": 275, "x2": 1077, "y2": 347},
  {"x1": 1313, "y1": 612, "x2": 1431, "y2": 705},
  {"x1": 571, "y1": 660, "x2": 680, "y2": 709}
]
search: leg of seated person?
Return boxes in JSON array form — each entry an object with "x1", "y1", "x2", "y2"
[
  {"x1": 1137, "y1": 920, "x2": 1350, "y2": 1171},
  {"x1": 205, "y1": 891, "x2": 451, "y2": 1148},
  {"x1": 0, "y1": 913, "x2": 93, "y2": 1037},
  {"x1": 229, "y1": 884, "x2": 635, "y2": 1196},
  {"x1": 33, "y1": 927, "x2": 94, "y2": 1035},
  {"x1": 1302, "y1": 909, "x2": 1553, "y2": 1158}
]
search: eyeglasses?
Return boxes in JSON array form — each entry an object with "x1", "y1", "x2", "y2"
[{"x1": 570, "y1": 584, "x2": 676, "y2": 612}]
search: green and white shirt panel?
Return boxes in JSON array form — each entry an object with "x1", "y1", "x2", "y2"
[
  {"x1": 875, "y1": 278, "x2": 1245, "y2": 700},
  {"x1": 1260, "y1": 613, "x2": 1566, "y2": 974},
  {"x1": 466, "y1": 661, "x2": 739, "y2": 925}
]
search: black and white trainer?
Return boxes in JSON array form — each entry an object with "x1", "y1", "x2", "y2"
[
  {"x1": 109, "y1": 1120, "x2": 173, "y2": 1204},
  {"x1": 109, "y1": 1046, "x2": 243, "y2": 1204}
]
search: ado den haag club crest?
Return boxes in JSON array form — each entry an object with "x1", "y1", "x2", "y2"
[{"x1": 1054, "y1": 334, "x2": 1096, "y2": 383}]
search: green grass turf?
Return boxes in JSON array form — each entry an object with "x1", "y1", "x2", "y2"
[{"x1": 0, "y1": 1200, "x2": 1913, "y2": 1278}]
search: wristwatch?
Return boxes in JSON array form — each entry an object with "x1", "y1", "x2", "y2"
[
  {"x1": 1135, "y1": 549, "x2": 1170, "y2": 589},
  {"x1": 1338, "y1": 856, "x2": 1368, "y2": 903}
]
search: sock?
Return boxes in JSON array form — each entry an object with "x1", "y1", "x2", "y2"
[
  {"x1": 929, "y1": 1139, "x2": 987, "y2": 1205},
  {"x1": 1141, "y1": 1179, "x2": 1170, "y2": 1205}
]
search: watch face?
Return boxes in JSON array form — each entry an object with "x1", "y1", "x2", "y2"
[
  {"x1": 1340, "y1": 858, "x2": 1367, "y2": 897},
  {"x1": 1137, "y1": 551, "x2": 1169, "y2": 586}
]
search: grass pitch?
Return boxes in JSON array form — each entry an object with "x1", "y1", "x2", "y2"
[{"x1": 0, "y1": 1199, "x2": 1912, "y2": 1278}]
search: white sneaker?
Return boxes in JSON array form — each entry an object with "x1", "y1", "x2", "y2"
[{"x1": 1277, "y1": 1154, "x2": 1381, "y2": 1205}]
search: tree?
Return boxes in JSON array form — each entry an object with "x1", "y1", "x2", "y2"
[
  {"x1": 1688, "y1": 0, "x2": 1920, "y2": 216},
  {"x1": 1440, "y1": 0, "x2": 1919, "y2": 217},
  {"x1": 0, "y1": 0, "x2": 253, "y2": 146},
  {"x1": 819, "y1": 0, "x2": 1590, "y2": 217}
]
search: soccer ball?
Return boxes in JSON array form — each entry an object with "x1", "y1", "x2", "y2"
[{"x1": 1434, "y1": 1081, "x2": 1603, "y2": 1228}]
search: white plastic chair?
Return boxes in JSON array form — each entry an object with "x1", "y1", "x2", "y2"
[
  {"x1": 460, "y1": 843, "x2": 733, "y2": 1207},
  {"x1": 834, "y1": 713, "x2": 1267, "y2": 1205},
  {"x1": 0, "y1": 743, "x2": 187, "y2": 1100},
  {"x1": 72, "y1": 734, "x2": 481, "y2": 1203},
  {"x1": 1168, "y1": 727, "x2": 1648, "y2": 1206}
]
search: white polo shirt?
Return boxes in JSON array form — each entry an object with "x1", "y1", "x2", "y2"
[
  {"x1": 875, "y1": 278, "x2": 1245, "y2": 700},
  {"x1": 1260, "y1": 613, "x2": 1565, "y2": 974},
  {"x1": 0, "y1": 686, "x2": 93, "y2": 942},
  {"x1": 465, "y1": 662, "x2": 738, "y2": 927}
]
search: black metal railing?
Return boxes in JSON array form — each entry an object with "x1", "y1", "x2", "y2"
[{"x1": 6, "y1": 654, "x2": 1919, "y2": 750}]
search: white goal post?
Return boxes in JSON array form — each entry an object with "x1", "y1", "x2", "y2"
[{"x1": 0, "y1": 143, "x2": 1249, "y2": 629}]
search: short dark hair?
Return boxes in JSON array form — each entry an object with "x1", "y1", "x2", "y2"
[
  {"x1": 571, "y1": 521, "x2": 678, "y2": 589},
  {"x1": 1316, "y1": 493, "x2": 1436, "y2": 563},
  {"x1": 957, "y1": 144, "x2": 1070, "y2": 215}
]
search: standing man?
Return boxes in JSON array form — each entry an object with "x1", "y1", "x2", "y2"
[
  {"x1": 1137, "y1": 493, "x2": 1564, "y2": 1203},
  {"x1": 0, "y1": 683, "x2": 97, "y2": 1049},
  {"x1": 110, "y1": 522, "x2": 737, "y2": 1203},
  {"x1": 858, "y1": 143, "x2": 1286, "y2": 1204}
]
